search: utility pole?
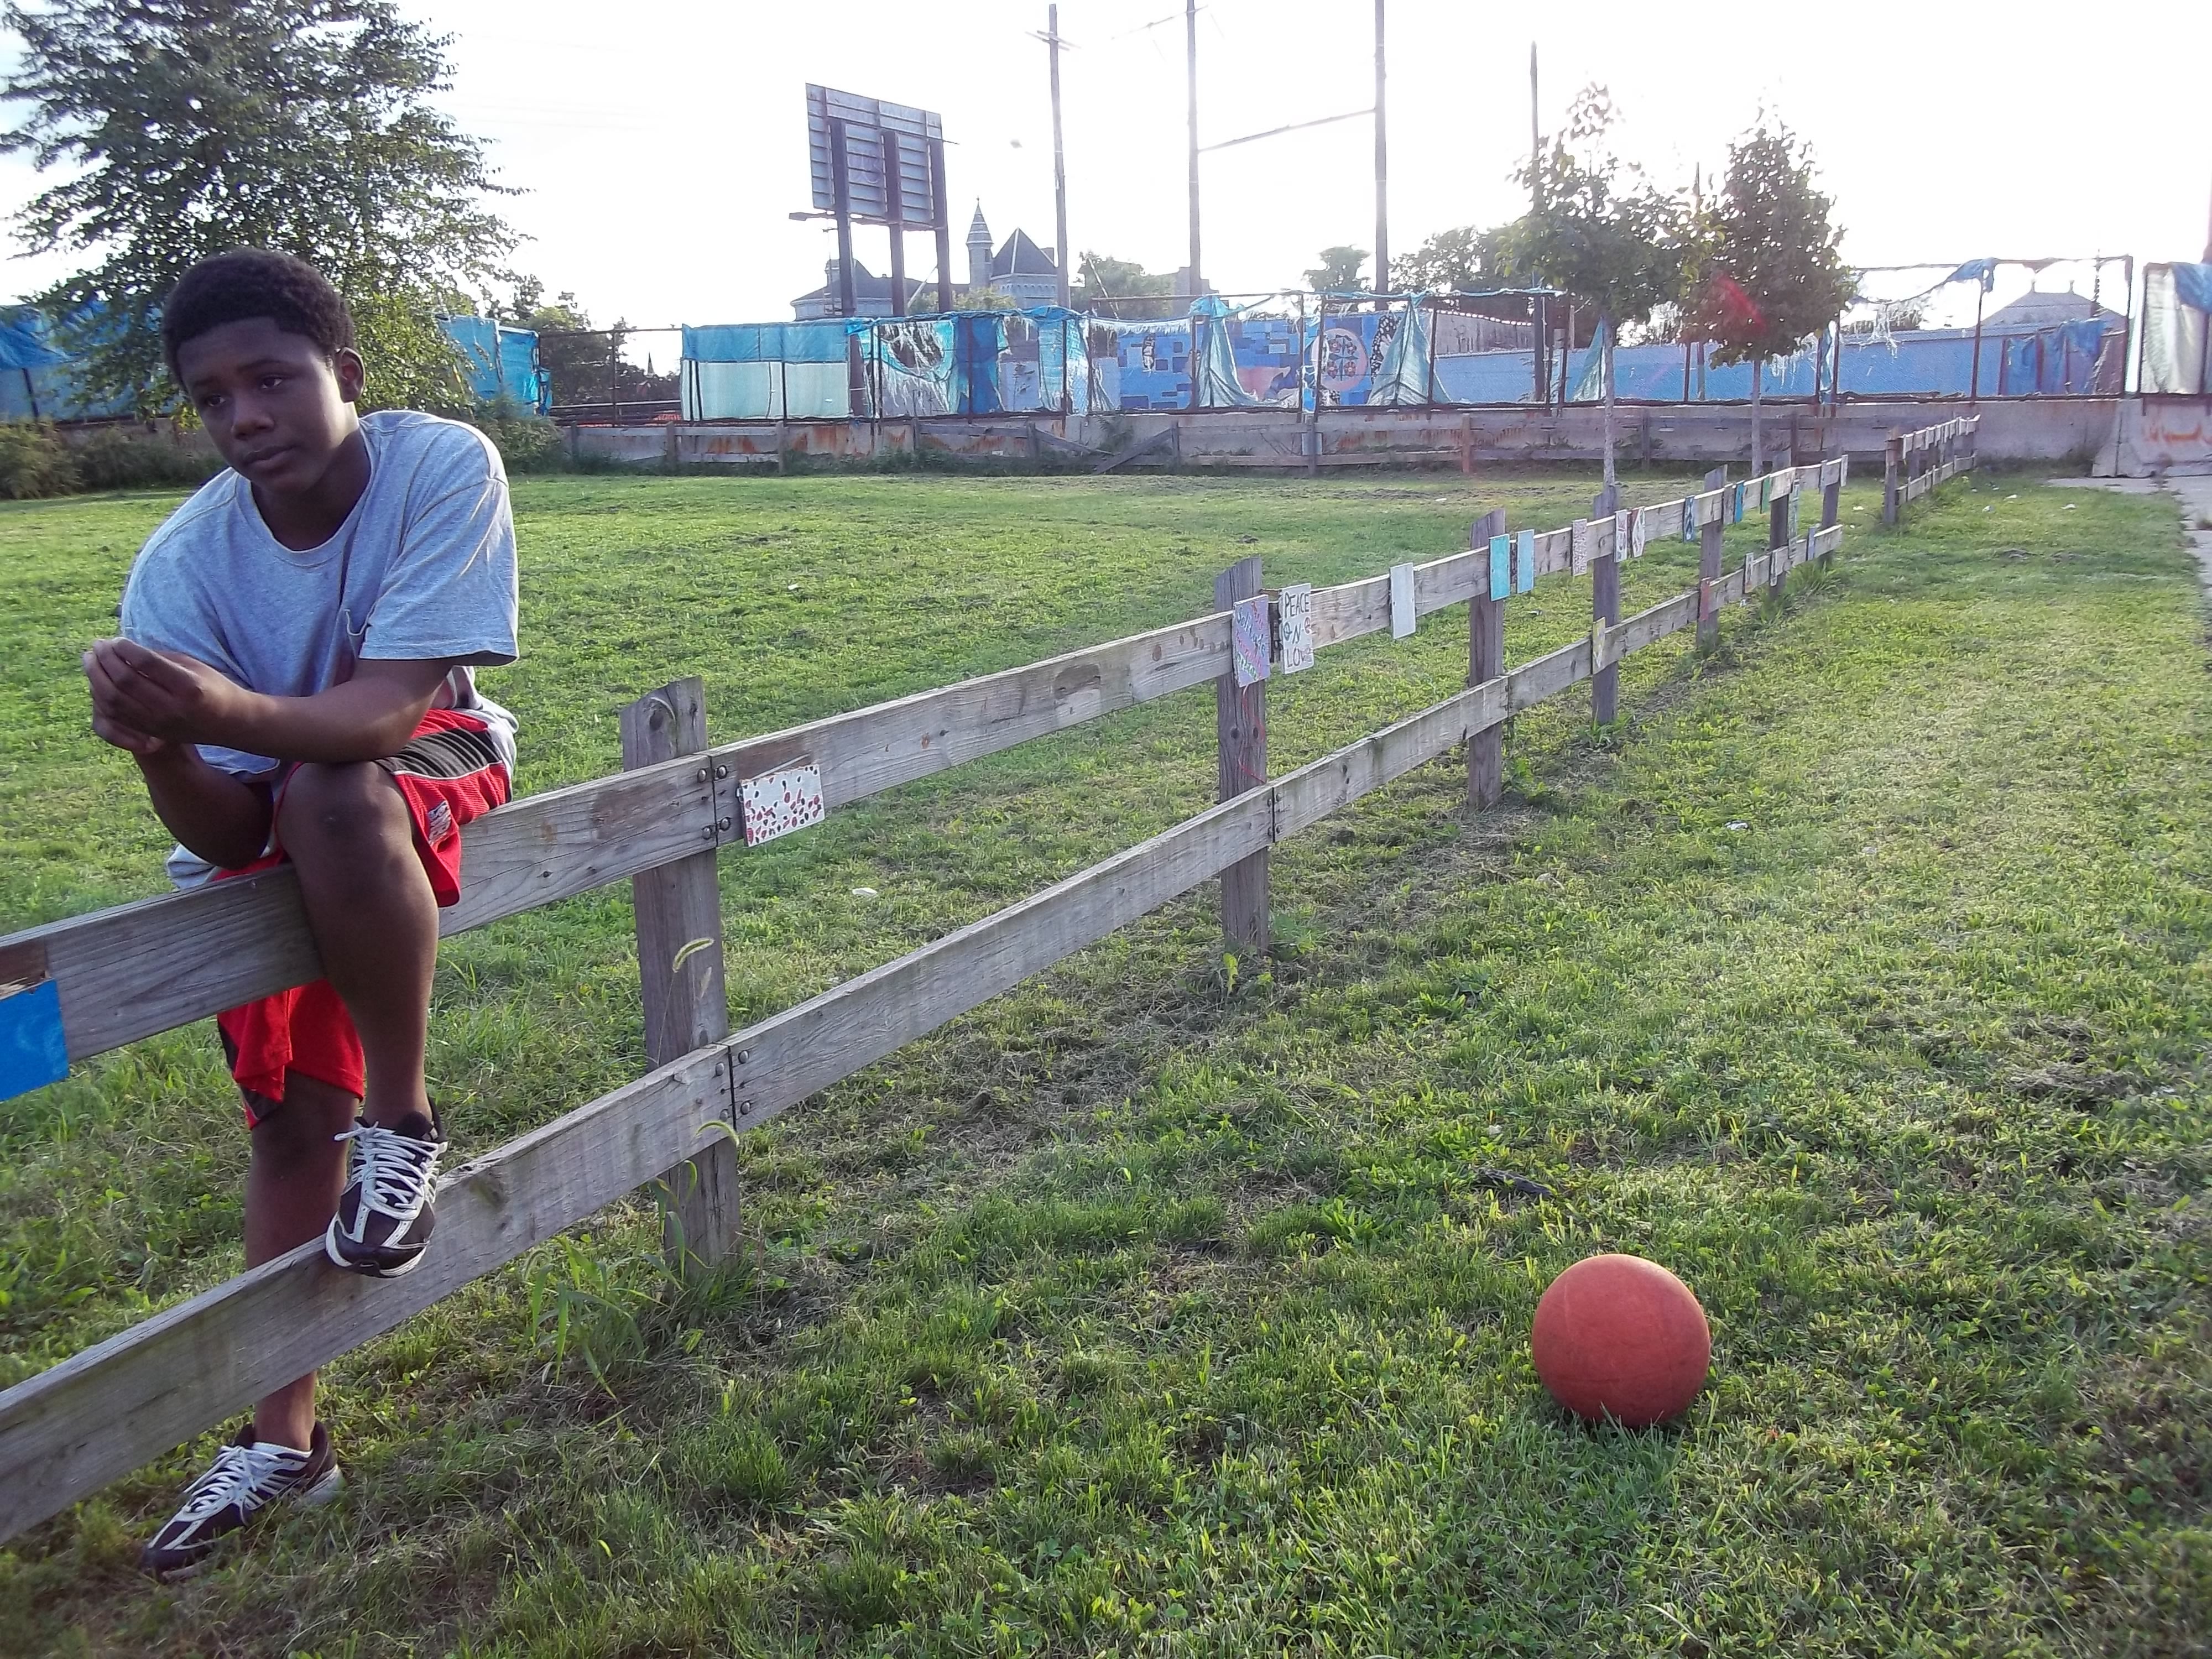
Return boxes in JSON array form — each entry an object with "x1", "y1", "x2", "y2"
[
  {"x1": 1373, "y1": 0, "x2": 1387, "y2": 305},
  {"x1": 1048, "y1": 4, "x2": 1071, "y2": 310},
  {"x1": 1528, "y1": 43, "x2": 1541, "y2": 215},
  {"x1": 1529, "y1": 41, "x2": 1544, "y2": 405},
  {"x1": 1186, "y1": 0, "x2": 1201, "y2": 299}
]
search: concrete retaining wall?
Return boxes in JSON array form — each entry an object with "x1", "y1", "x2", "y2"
[{"x1": 569, "y1": 397, "x2": 2135, "y2": 474}]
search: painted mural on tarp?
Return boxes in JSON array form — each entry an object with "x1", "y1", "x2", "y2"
[
  {"x1": 994, "y1": 311, "x2": 1095, "y2": 413},
  {"x1": 1430, "y1": 319, "x2": 2125, "y2": 406},
  {"x1": 1091, "y1": 308, "x2": 1423, "y2": 411}
]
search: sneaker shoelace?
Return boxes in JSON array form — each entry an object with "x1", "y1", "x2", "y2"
[
  {"x1": 175, "y1": 1440, "x2": 297, "y2": 1522},
  {"x1": 334, "y1": 1121, "x2": 441, "y2": 1219}
]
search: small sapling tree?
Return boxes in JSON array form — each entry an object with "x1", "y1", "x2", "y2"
[
  {"x1": 1510, "y1": 87, "x2": 1688, "y2": 489},
  {"x1": 1692, "y1": 121, "x2": 1854, "y2": 473}
]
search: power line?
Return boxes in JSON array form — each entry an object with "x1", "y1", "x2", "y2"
[{"x1": 1199, "y1": 108, "x2": 1372, "y2": 154}]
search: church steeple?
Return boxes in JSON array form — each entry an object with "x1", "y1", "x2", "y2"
[{"x1": 966, "y1": 201, "x2": 993, "y2": 291}]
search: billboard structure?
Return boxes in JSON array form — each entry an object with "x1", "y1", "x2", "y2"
[{"x1": 802, "y1": 85, "x2": 952, "y2": 324}]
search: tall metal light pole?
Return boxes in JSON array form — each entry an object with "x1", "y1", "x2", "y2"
[
  {"x1": 1373, "y1": 0, "x2": 1387, "y2": 304},
  {"x1": 1185, "y1": 0, "x2": 1201, "y2": 298},
  {"x1": 1047, "y1": 4, "x2": 1071, "y2": 310}
]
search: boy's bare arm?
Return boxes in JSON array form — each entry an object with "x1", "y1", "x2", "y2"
[
  {"x1": 86, "y1": 638, "x2": 457, "y2": 869},
  {"x1": 86, "y1": 638, "x2": 453, "y2": 764},
  {"x1": 132, "y1": 745, "x2": 279, "y2": 872}
]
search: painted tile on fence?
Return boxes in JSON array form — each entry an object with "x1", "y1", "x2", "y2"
[
  {"x1": 1277, "y1": 584, "x2": 1314, "y2": 674},
  {"x1": 1516, "y1": 528, "x2": 1536, "y2": 592},
  {"x1": 740, "y1": 762, "x2": 826, "y2": 846},
  {"x1": 1233, "y1": 594, "x2": 1272, "y2": 686},
  {"x1": 1488, "y1": 535, "x2": 1511, "y2": 601},
  {"x1": 1571, "y1": 518, "x2": 1592, "y2": 576},
  {"x1": 0, "y1": 978, "x2": 67, "y2": 1103},
  {"x1": 1631, "y1": 507, "x2": 1648, "y2": 557},
  {"x1": 1390, "y1": 562, "x2": 1416, "y2": 639}
]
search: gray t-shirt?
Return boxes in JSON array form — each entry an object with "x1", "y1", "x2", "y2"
[{"x1": 119, "y1": 409, "x2": 521, "y2": 884}]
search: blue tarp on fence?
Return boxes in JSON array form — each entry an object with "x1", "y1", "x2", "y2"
[
  {"x1": 0, "y1": 306, "x2": 136, "y2": 421},
  {"x1": 676, "y1": 304, "x2": 2128, "y2": 419},
  {"x1": 438, "y1": 316, "x2": 551, "y2": 413}
]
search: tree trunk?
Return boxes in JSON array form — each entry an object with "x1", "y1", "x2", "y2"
[
  {"x1": 1600, "y1": 314, "x2": 1617, "y2": 491},
  {"x1": 1750, "y1": 357, "x2": 1764, "y2": 474}
]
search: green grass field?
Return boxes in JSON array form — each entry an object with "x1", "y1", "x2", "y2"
[{"x1": 1, "y1": 463, "x2": 2206, "y2": 1657}]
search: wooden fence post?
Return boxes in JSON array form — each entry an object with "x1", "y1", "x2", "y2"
[
  {"x1": 1591, "y1": 486, "x2": 1621, "y2": 723},
  {"x1": 1213, "y1": 557, "x2": 1269, "y2": 959},
  {"x1": 1882, "y1": 434, "x2": 1902, "y2": 525},
  {"x1": 1697, "y1": 465, "x2": 1726, "y2": 651},
  {"x1": 619, "y1": 677, "x2": 739, "y2": 1276},
  {"x1": 1819, "y1": 453, "x2": 1841, "y2": 570},
  {"x1": 1762, "y1": 472, "x2": 1786, "y2": 599},
  {"x1": 1468, "y1": 507, "x2": 1507, "y2": 808}
]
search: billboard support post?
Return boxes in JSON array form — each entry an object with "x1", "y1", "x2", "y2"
[{"x1": 931, "y1": 138, "x2": 954, "y2": 314}]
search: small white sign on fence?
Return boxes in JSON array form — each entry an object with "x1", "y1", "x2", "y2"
[
  {"x1": 1389, "y1": 562, "x2": 1417, "y2": 639},
  {"x1": 739, "y1": 762, "x2": 826, "y2": 846},
  {"x1": 1630, "y1": 508, "x2": 1648, "y2": 559},
  {"x1": 1571, "y1": 518, "x2": 1592, "y2": 576},
  {"x1": 1277, "y1": 583, "x2": 1316, "y2": 674}
]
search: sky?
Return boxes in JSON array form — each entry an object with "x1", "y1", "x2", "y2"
[{"x1": 3, "y1": 0, "x2": 2209, "y2": 345}]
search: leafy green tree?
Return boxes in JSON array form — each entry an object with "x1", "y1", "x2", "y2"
[
  {"x1": 1304, "y1": 245, "x2": 1369, "y2": 294},
  {"x1": 1, "y1": 0, "x2": 515, "y2": 413},
  {"x1": 1689, "y1": 121, "x2": 1853, "y2": 472},
  {"x1": 1070, "y1": 253, "x2": 1175, "y2": 320},
  {"x1": 1509, "y1": 86, "x2": 1689, "y2": 489},
  {"x1": 1389, "y1": 224, "x2": 1518, "y2": 293}
]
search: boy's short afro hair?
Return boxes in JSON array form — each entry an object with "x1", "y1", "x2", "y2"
[{"x1": 161, "y1": 249, "x2": 356, "y2": 379}]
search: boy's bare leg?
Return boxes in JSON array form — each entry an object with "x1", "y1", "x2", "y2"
[
  {"x1": 277, "y1": 762, "x2": 437, "y2": 1131},
  {"x1": 244, "y1": 1072, "x2": 356, "y2": 1448}
]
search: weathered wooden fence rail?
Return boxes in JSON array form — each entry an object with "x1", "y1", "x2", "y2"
[
  {"x1": 1883, "y1": 415, "x2": 1979, "y2": 524},
  {"x1": 0, "y1": 456, "x2": 1852, "y2": 1541}
]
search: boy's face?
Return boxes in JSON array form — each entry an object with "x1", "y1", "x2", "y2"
[{"x1": 174, "y1": 317, "x2": 365, "y2": 497}]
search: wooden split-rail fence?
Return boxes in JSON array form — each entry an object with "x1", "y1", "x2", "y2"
[
  {"x1": 1883, "y1": 414, "x2": 1980, "y2": 524},
  {"x1": 0, "y1": 450, "x2": 1900, "y2": 1542}
]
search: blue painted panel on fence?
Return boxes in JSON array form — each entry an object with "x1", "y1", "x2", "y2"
[
  {"x1": 1489, "y1": 535, "x2": 1511, "y2": 600},
  {"x1": 0, "y1": 978, "x2": 66, "y2": 1101},
  {"x1": 1516, "y1": 529, "x2": 1536, "y2": 592}
]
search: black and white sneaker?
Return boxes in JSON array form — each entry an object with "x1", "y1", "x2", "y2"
[
  {"x1": 139, "y1": 1422, "x2": 341, "y2": 1579},
  {"x1": 325, "y1": 1109, "x2": 446, "y2": 1277}
]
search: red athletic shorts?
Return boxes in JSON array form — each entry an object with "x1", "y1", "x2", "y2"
[{"x1": 214, "y1": 708, "x2": 512, "y2": 1122}]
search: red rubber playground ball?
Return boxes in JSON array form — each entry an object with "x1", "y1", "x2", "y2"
[{"x1": 1531, "y1": 1253, "x2": 1711, "y2": 1427}]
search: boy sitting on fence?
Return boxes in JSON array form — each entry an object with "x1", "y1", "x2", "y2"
[{"x1": 81, "y1": 249, "x2": 520, "y2": 1578}]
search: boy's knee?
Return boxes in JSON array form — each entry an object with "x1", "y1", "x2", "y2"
[
  {"x1": 250, "y1": 1092, "x2": 352, "y2": 1173},
  {"x1": 279, "y1": 763, "x2": 406, "y2": 858}
]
